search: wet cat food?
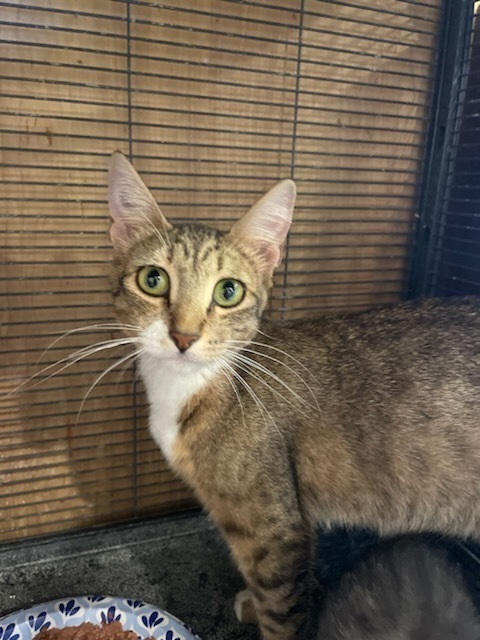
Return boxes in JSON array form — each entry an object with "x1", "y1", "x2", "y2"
[{"x1": 33, "y1": 621, "x2": 153, "y2": 640}]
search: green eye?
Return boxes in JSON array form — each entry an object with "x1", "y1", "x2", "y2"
[
  {"x1": 213, "y1": 279, "x2": 245, "y2": 308},
  {"x1": 137, "y1": 266, "x2": 170, "y2": 297}
]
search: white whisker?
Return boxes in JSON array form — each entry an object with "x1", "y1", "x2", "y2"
[
  {"x1": 222, "y1": 360, "x2": 269, "y2": 422},
  {"x1": 456, "y1": 541, "x2": 480, "y2": 566},
  {"x1": 8, "y1": 338, "x2": 139, "y2": 396},
  {"x1": 222, "y1": 359, "x2": 285, "y2": 442},
  {"x1": 115, "y1": 354, "x2": 138, "y2": 383},
  {"x1": 226, "y1": 351, "x2": 312, "y2": 419},
  {"x1": 256, "y1": 327, "x2": 276, "y2": 341},
  {"x1": 218, "y1": 360, "x2": 247, "y2": 430},
  {"x1": 225, "y1": 340, "x2": 321, "y2": 413},
  {"x1": 228, "y1": 339, "x2": 313, "y2": 377},
  {"x1": 75, "y1": 349, "x2": 142, "y2": 427},
  {"x1": 227, "y1": 344, "x2": 320, "y2": 412},
  {"x1": 130, "y1": 207, "x2": 170, "y2": 250},
  {"x1": 39, "y1": 323, "x2": 141, "y2": 361}
]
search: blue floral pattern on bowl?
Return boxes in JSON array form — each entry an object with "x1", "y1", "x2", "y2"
[
  {"x1": 0, "y1": 596, "x2": 201, "y2": 640},
  {"x1": 140, "y1": 611, "x2": 165, "y2": 633},
  {"x1": 27, "y1": 612, "x2": 51, "y2": 636},
  {"x1": 0, "y1": 623, "x2": 20, "y2": 640},
  {"x1": 100, "y1": 606, "x2": 123, "y2": 626},
  {"x1": 57, "y1": 601, "x2": 81, "y2": 619}
]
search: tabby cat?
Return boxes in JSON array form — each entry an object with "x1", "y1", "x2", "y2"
[
  {"x1": 317, "y1": 540, "x2": 480, "y2": 639},
  {"x1": 108, "y1": 151, "x2": 480, "y2": 640}
]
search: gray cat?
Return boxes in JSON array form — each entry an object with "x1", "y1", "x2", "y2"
[{"x1": 317, "y1": 541, "x2": 480, "y2": 640}]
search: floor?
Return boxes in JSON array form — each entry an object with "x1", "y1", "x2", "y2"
[
  {"x1": 1, "y1": 511, "x2": 480, "y2": 640},
  {"x1": 0, "y1": 511, "x2": 255, "y2": 640}
]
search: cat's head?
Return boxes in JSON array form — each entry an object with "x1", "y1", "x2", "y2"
[{"x1": 108, "y1": 152, "x2": 295, "y2": 368}]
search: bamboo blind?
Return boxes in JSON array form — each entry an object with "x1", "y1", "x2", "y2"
[{"x1": 1, "y1": 0, "x2": 441, "y2": 542}]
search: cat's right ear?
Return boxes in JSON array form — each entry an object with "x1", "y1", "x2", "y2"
[
  {"x1": 229, "y1": 179, "x2": 296, "y2": 275},
  {"x1": 108, "y1": 151, "x2": 171, "y2": 250}
]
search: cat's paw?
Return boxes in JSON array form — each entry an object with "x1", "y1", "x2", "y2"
[{"x1": 234, "y1": 589, "x2": 258, "y2": 625}]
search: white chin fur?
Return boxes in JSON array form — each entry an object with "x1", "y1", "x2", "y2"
[{"x1": 138, "y1": 319, "x2": 219, "y2": 462}]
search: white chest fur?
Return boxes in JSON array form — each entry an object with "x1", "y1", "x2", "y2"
[{"x1": 139, "y1": 354, "x2": 217, "y2": 463}]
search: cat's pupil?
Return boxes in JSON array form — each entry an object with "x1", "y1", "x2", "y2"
[
  {"x1": 223, "y1": 281, "x2": 235, "y2": 300},
  {"x1": 147, "y1": 269, "x2": 160, "y2": 288}
]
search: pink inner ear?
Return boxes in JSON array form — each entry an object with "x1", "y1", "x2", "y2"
[
  {"x1": 261, "y1": 244, "x2": 280, "y2": 268},
  {"x1": 110, "y1": 220, "x2": 129, "y2": 248},
  {"x1": 271, "y1": 215, "x2": 291, "y2": 247}
]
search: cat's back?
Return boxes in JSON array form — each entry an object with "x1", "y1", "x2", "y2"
[
  {"x1": 271, "y1": 295, "x2": 480, "y2": 403},
  {"x1": 316, "y1": 540, "x2": 480, "y2": 640},
  {"x1": 283, "y1": 296, "x2": 480, "y2": 353}
]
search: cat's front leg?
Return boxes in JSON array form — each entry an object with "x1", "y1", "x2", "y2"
[{"x1": 220, "y1": 515, "x2": 315, "y2": 640}]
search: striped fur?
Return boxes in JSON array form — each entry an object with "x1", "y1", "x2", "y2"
[{"x1": 108, "y1": 153, "x2": 480, "y2": 640}]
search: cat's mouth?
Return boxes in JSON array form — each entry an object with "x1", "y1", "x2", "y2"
[
  {"x1": 145, "y1": 345, "x2": 214, "y2": 368},
  {"x1": 165, "y1": 350, "x2": 201, "y2": 363},
  {"x1": 139, "y1": 321, "x2": 219, "y2": 366}
]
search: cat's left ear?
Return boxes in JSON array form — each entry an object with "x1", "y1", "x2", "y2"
[
  {"x1": 108, "y1": 151, "x2": 172, "y2": 250},
  {"x1": 229, "y1": 179, "x2": 296, "y2": 273}
]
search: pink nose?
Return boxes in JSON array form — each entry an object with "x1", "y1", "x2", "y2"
[{"x1": 169, "y1": 331, "x2": 199, "y2": 353}]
